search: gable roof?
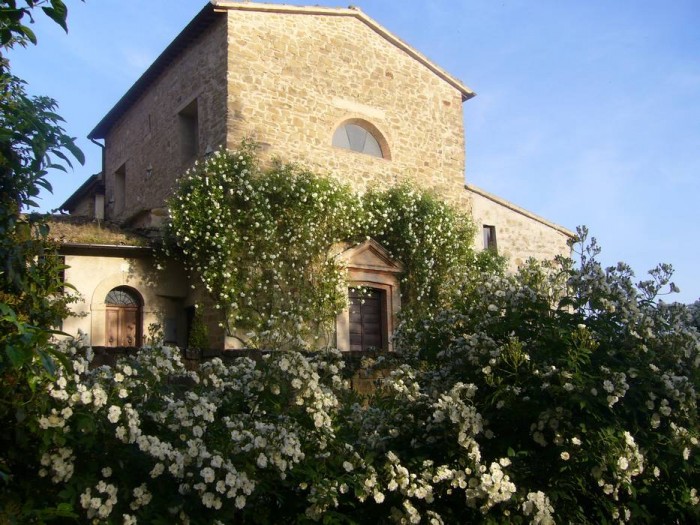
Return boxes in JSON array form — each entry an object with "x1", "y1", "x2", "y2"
[
  {"x1": 59, "y1": 172, "x2": 104, "y2": 212},
  {"x1": 89, "y1": 1, "x2": 475, "y2": 140},
  {"x1": 214, "y1": 2, "x2": 475, "y2": 99}
]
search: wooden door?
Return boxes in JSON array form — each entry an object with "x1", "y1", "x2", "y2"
[
  {"x1": 349, "y1": 288, "x2": 384, "y2": 351},
  {"x1": 105, "y1": 306, "x2": 139, "y2": 347}
]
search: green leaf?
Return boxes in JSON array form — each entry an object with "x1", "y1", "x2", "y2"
[
  {"x1": 42, "y1": 2, "x2": 68, "y2": 32},
  {"x1": 20, "y1": 24, "x2": 37, "y2": 44},
  {"x1": 64, "y1": 139, "x2": 85, "y2": 165},
  {"x1": 46, "y1": 162, "x2": 67, "y2": 173},
  {"x1": 5, "y1": 345, "x2": 31, "y2": 367},
  {"x1": 38, "y1": 349, "x2": 56, "y2": 375},
  {"x1": 76, "y1": 414, "x2": 96, "y2": 434},
  {"x1": 28, "y1": 372, "x2": 42, "y2": 393},
  {"x1": 46, "y1": 345, "x2": 71, "y2": 371},
  {"x1": 0, "y1": 28, "x2": 12, "y2": 46}
]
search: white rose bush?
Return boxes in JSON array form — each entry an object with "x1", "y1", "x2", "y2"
[
  {"x1": 2, "y1": 146, "x2": 698, "y2": 523},
  {"x1": 17, "y1": 335, "x2": 536, "y2": 523},
  {"x1": 394, "y1": 228, "x2": 699, "y2": 523}
]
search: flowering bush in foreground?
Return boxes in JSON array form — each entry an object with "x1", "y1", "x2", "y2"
[
  {"x1": 6, "y1": 230, "x2": 697, "y2": 523},
  {"x1": 395, "y1": 228, "x2": 700, "y2": 523},
  {"x1": 17, "y1": 337, "x2": 538, "y2": 524}
]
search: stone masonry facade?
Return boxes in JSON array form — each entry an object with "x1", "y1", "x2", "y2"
[
  {"x1": 100, "y1": 16, "x2": 229, "y2": 225},
  {"x1": 222, "y1": 7, "x2": 467, "y2": 202},
  {"x1": 62, "y1": 2, "x2": 574, "y2": 350},
  {"x1": 91, "y1": 2, "x2": 571, "y2": 263}
]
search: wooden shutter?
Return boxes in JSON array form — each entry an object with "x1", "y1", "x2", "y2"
[
  {"x1": 349, "y1": 288, "x2": 384, "y2": 351},
  {"x1": 106, "y1": 308, "x2": 120, "y2": 347}
]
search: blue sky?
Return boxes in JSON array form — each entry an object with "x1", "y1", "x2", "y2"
[{"x1": 10, "y1": 0, "x2": 700, "y2": 303}]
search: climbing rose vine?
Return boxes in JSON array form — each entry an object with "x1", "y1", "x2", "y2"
[
  {"x1": 165, "y1": 144, "x2": 496, "y2": 349},
  {"x1": 166, "y1": 145, "x2": 360, "y2": 350}
]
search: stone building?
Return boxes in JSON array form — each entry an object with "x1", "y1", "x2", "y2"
[{"x1": 59, "y1": 1, "x2": 573, "y2": 352}]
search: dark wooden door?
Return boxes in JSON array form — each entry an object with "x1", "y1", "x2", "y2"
[
  {"x1": 349, "y1": 288, "x2": 384, "y2": 351},
  {"x1": 105, "y1": 306, "x2": 139, "y2": 347}
]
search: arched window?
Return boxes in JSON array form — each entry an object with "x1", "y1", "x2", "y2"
[
  {"x1": 332, "y1": 120, "x2": 389, "y2": 159},
  {"x1": 105, "y1": 286, "x2": 142, "y2": 347},
  {"x1": 105, "y1": 287, "x2": 140, "y2": 307}
]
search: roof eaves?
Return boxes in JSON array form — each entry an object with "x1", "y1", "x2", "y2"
[{"x1": 58, "y1": 243, "x2": 153, "y2": 258}]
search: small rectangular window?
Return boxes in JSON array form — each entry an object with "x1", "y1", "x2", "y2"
[
  {"x1": 179, "y1": 99, "x2": 199, "y2": 162},
  {"x1": 483, "y1": 225, "x2": 497, "y2": 253}
]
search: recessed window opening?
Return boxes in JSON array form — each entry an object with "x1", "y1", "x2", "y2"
[
  {"x1": 332, "y1": 120, "x2": 388, "y2": 159},
  {"x1": 179, "y1": 99, "x2": 199, "y2": 162},
  {"x1": 105, "y1": 286, "x2": 142, "y2": 348},
  {"x1": 483, "y1": 225, "x2": 497, "y2": 253},
  {"x1": 114, "y1": 163, "x2": 126, "y2": 213}
]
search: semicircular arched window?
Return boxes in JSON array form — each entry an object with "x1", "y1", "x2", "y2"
[
  {"x1": 332, "y1": 120, "x2": 388, "y2": 159},
  {"x1": 105, "y1": 287, "x2": 141, "y2": 306}
]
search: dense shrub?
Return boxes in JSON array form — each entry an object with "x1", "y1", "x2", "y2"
[
  {"x1": 1, "y1": 2, "x2": 85, "y2": 520},
  {"x1": 19, "y1": 336, "x2": 529, "y2": 524},
  {"x1": 394, "y1": 228, "x2": 700, "y2": 523},
  {"x1": 7, "y1": 229, "x2": 697, "y2": 524}
]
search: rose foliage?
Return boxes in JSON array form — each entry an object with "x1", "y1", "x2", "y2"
[
  {"x1": 6, "y1": 217, "x2": 698, "y2": 524},
  {"x1": 165, "y1": 145, "x2": 497, "y2": 350}
]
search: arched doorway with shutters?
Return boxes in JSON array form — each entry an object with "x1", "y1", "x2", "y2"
[{"x1": 104, "y1": 286, "x2": 142, "y2": 347}]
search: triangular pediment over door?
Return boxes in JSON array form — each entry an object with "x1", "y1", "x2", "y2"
[{"x1": 334, "y1": 239, "x2": 402, "y2": 352}]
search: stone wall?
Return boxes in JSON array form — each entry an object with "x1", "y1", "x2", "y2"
[
  {"x1": 97, "y1": 3, "x2": 571, "y2": 264},
  {"x1": 467, "y1": 184, "x2": 573, "y2": 268},
  {"x1": 222, "y1": 7, "x2": 468, "y2": 201},
  {"x1": 102, "y1": 17, "x2": 229, "y2": 223},
  {"x1": 67, "y1": 194, "x2": 95, "y2": 218}
]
